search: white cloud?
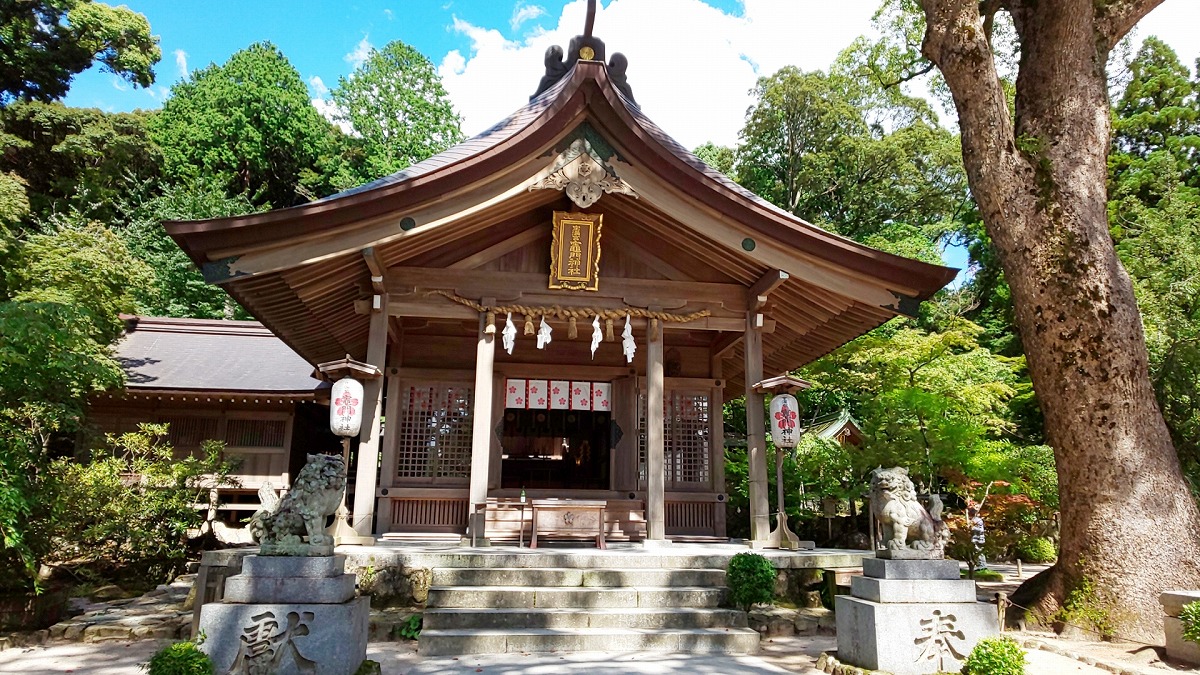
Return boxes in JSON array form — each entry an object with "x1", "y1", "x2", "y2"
[
  {"x1": 384, "y1": 8, "x2": 394, "y2": 21},
  {"x1": 438, "y1": 0, "x2": 879, "y2": 151},
  {"x1": 309, "y1": 75, "x2": 330, "y2": 97},
  {"x1": 174, "y1": 49, "x2": 188, "y2": 79},
  {"x1": 111, "y1": 77, "x2": 128, "y2": 92},
  {"x1": 511, "y1": 3, "x2": 547, "y2": 31},
  {"x1": 344, "y1": 36, "x2": 374, "y2": 70}
]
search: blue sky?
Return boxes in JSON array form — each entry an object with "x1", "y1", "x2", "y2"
[{"x1": 61, "y1": 0, "x2": 1200, "y2": 280}]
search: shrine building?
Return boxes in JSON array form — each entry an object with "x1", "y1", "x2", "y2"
[{"x1": 164, "y1": 29, "x2": 954, "y2": 547}]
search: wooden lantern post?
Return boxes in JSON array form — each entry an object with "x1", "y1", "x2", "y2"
[
  {"x1": 317, "y1": 356, "x2": 382, "y2": 546},
  {"x1": 754, "y1": 375, "x2": 815, "y2": 550}
]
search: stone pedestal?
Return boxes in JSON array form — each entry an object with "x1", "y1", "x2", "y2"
[
  {"x1": 1161, "y1": 590, "x2": 1200, "y2": 664},
  {"x1": 198, "y1": 554, "x2": 369, "y2": 675},
  {"x1": 835, "y1": 558, "x2": 997, "y2": 675}
]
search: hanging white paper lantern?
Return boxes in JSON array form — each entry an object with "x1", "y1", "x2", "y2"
[
  {"x1": 769, "y1": 393, "x2": 801, "y2": 449},
  {"x1": 329, "y1": 377, "x2": 364, "y2": 437}
]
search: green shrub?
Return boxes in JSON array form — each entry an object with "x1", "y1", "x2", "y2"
[
  {"x1": 145, "y1": 641, "x2": 213, "y2": 675},
  {"x1": 1014, "y1": 537, "x2": 1057, "y2": 563},
  {"x1": 398, "y1": 614, "x2": 422, "y2": 640},
  {"x1": 1180, "y1": 601, "x2": 1200, "y2": 645},
  {"x1": 726, "y1": 552, "x2": 776, "y2": 611},
  {"x1": 961, "y1": 636, "x2": 1026, "y2": 675}
]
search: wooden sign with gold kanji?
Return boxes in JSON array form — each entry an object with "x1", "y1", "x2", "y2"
[{"x1": 549, "y1": 211, "x2": 602, "y2": 291}]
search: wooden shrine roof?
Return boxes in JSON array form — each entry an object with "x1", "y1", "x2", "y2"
[{"x1": 164, "y1": 58, "x2": 956, "y2": 396}]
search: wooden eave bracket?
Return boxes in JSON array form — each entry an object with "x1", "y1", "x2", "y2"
[
  {"x1": 316, "y1": 355, "x2": 382, "y2": 382},
  {"x1": 749, "y1": 269, "x2": 789, "y2": 310},
  {"x1": 362, "y1": 247, "x2": 387, "y2": 294},
  {"x1": 752, "y1": 375, "x2": 812, "y2": 394}
]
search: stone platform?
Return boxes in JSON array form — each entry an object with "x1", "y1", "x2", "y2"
[
  {"x1": 835, "y1": 558, "x2": 997, "y2": 675},
  {"x1": 198, "y1": 555, "x2": 369, "y2": 675}
]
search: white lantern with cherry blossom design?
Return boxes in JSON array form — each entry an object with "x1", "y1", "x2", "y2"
[
  {"x1": 329, "y1": 377, "x2": 364, "y2": 437},
  {"x1": 769, "y1": 393, "x2": 801, "y2": 449}
]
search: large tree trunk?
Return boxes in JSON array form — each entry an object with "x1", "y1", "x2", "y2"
[{"x1": 919, "y1": 0, "x2": 1200, "y2": 642}]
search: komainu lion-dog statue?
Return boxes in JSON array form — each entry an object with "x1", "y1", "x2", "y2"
[
  {"x1": 253, "y1": 453, "x2": 347, "y2": 556},
  {"x1": 869, "y1": 467, "x2": 949, "y2": 555}
]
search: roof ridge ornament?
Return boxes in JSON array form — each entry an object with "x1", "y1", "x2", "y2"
[
  {"x1": 529, "y1": 138, "x2": 638, "y2": 208},
  {"x1": 530, "y1": 0, "x2": 635, "y2": 103}
]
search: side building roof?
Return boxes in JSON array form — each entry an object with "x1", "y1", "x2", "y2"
[{"x1": 114, "y1": 316, "x2": 326, "y2": 396}]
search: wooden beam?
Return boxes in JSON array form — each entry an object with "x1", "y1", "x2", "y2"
[
  {"x1": 743, "y1": 310, "x2": 771, "y2": 545},
  {"x1": 363, "y1": 247, "x2": 387, "y2": 293},
  {"x1": 711, "y1": 332, "x2": 743, "y2": 358},
  {"x1": 646, "y1": 318, "x2": 666, "y2": 542},
  {"x1": 448, "y1": 224, "x2": 548, "y2": 269},
  {"x1": 748, "y1": 269, "x2": 789, "y2": 310},
  {"x1": 385, "y1": 267, "x2": 750, "y2": 312}
]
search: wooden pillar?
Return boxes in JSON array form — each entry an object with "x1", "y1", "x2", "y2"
[
  {"x1": 744, "y1": 311, "x2": 770, "y2": 544},
  {"x1": 468, "y1": 307, "x2": 496, "y2": 542},
  {"x1": 376, "y1": 338, "x2": 403, "y2": 531},
  {"x1": 646, "y1": 323, "x2": 666, "y2": 542},
  {"x1": 711, "y1": 354, "x2": 727, "y2": 538},
  {"x1": 351, "y1": 292, "x2": 388, "y2": 537}
]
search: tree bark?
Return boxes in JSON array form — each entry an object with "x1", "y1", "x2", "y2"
[{"x1": 919, "y1": 0, "x2": 1200, "y2": 642}]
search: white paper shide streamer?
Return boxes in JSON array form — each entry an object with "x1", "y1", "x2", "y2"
[
  {"x1": 621, "y1": 314, "x2": 636, "y2": 363},
  {"x1": 502, "y1": 312, "x2": 517, "y2": 355},
  {"x1": 536, "y1": 316, "x2": 553, "y2": 349},
  {"x1": 590, "y1": 316, "x2": 602, "y2": 359}
]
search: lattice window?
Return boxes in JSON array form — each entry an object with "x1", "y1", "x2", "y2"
[
  {"x1": 225, "y1": 419, "x2": 287, "y2": 450},
  {"x1": 395, "y1": 384, "x2": 474, "y2": 481},
  {"x1": 637, "y1": 390, "x2": 712, "y2": 489},
  {"x1": 159, "y1": 415, "x2": 220, "y2": 450},
  {"x1": 667, "y1": 392, "x2": 710, "y2": 487}
]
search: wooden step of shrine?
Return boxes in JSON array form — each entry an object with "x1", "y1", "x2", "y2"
[{"x1": 418, "y1": 563, "x2": 759, "y2": 656}]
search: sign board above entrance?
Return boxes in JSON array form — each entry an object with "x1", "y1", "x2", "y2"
[
  {"x1": 506, "y1": 379, "x2": 611, "y2": 411},
  {"x1": 549, "y1": 211, "x2": 602, "y2": 291}
]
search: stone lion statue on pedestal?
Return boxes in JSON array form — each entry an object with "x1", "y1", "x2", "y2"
[
  {"x1": 254, "y1": 454, "x2": 346, "y2": 556},
  {"x1": 870, "y1": 467, "x2": 948, "y2": 555}
]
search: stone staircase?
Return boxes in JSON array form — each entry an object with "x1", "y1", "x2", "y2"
[{"x1": 419, "y1": 557, "x2": 760, "y2": 656}]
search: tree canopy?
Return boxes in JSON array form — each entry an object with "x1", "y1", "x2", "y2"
[
  {"x1": 331, "y1": 39, "x2": 464, "y2": 180},
  {"x1": 0, "y1": 0, "x2": 160, "y2": 104},
  {"x1": 150, "y1": 42, "x2": 333, "y2": 208}
]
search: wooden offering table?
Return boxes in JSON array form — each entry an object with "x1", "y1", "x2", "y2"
[{"x1": 530, "y1": 499, "x2": 607, "y2": 549}]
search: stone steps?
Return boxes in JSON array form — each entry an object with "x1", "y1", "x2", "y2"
[
  {"x1": 418, "y1": 627, "x2": 761, "y2": 656},
  {"x1": 419, "y1": 563, "x2": 757, "y2": 656},
  {"x1": 426, "y1": 585, "x2": 727, "y2": 609},
  {"x1": 431, "y1": 566, "x2": 726, "y2": 587},
  {"x1": 424, "y1": 607, "x2": 748, "y2": 630}
]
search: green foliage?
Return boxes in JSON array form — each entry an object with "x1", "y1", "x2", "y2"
[
  {"x1": 733, "y1": 65, "x2": 968, "y2": 244},
  {"x1": 150, "y1": 42, "x2": 335, "y2": 208},
  {"x1": 726, "y1": 552, "x2": 776, "y2": 611},
  {"x1": 145, "y1": 640, "x2": 214, "y2": 675},
  {"x1": 961, "y1": 636, "x2": 1026, "y2": 675},
  {"x1": 398, "y1": 614, "x2": 422, "y2": 640},
  {"x1": 802, "y1": 319, "x2": 1019, "y2": 492},
  {"x1": 1108, "y1": 40, "x2": 1200, "y2": 488},
  {"x1": 116, "y1": 178, "x2": 256, "y2": 318},
  {"x1": 0, "y1": 101, "x2": 162, "y2": 223},
  {"x1": 692, "y1": 142, "x2": 735, "y2": 176},
  {"x1": 1014, "y1": 537, "x2": 1057, "y2": 564},
  {"x1": 1179, "y1": 601, "x2": 1200, "y2": 645},
  {"x1": 1053, "y1": 575, "x2": 1115, "y2": 640},
  {"x1": 46, "y1": 424, "x2": 236, "y2": 582},
  {"x1": 7, "y1": 222, "x2": 153, "y2": 342},
  {"x1": 331, "y1": 40, "x2": 463, "y2": 180},
  {"x1": 0, "y1": 1, "x2": 160, "y2": 104}
]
